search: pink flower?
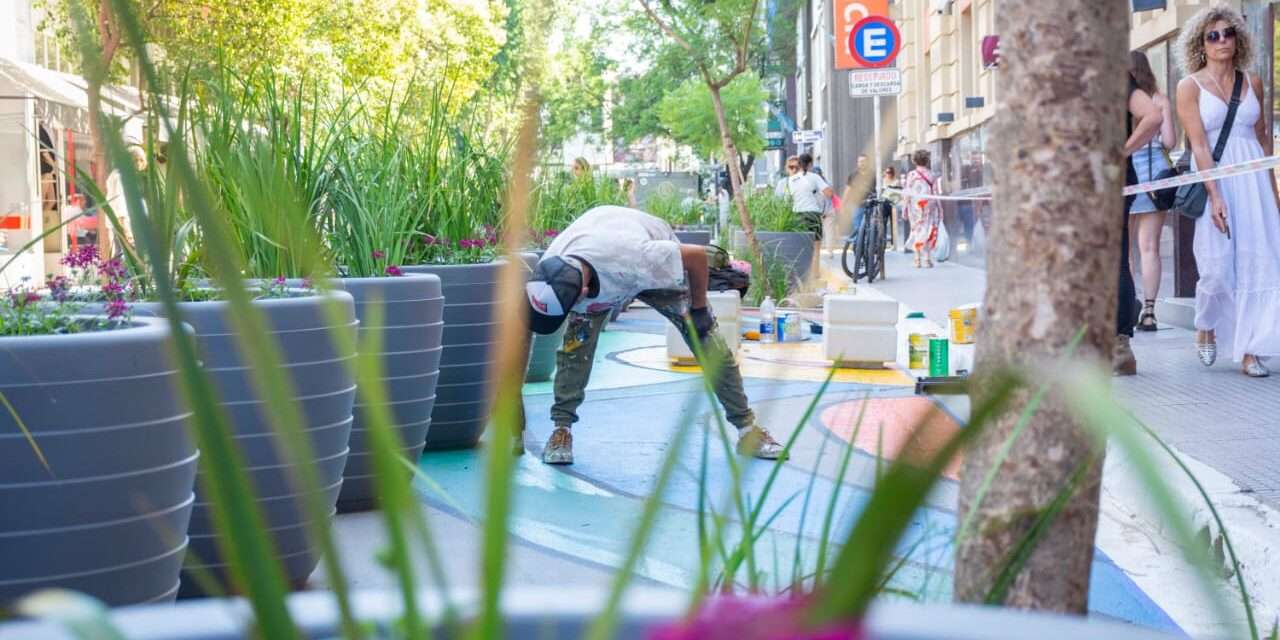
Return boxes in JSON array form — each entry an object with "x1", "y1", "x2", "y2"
[
  {"x1": 105, "y1": 298, "x2": 129, "y2": 320},
  {"x1": 274, "y1": 276, "x2": 287, "y2": 286},
  {"x1": 384, "y1": 265, "x2": 403, "y2": 277},
  {"x1": 372, "y1": 250, "x2": 386, "y2": 260},
  {"x1": 729, "y1": 259, "x2": 752, "y2": 275},
  {"x1": 9, "y1": 290, "x2": 41, "y2": 307},
  {"x1": 647, "y1": 596, "x2": 863, "y2": 640},
  {"x1": 544, "y1": 229, "x2": 559, "y2": 238},
  {"x1": 421, "y1": 234, "x2": 438, "y2": 246}
]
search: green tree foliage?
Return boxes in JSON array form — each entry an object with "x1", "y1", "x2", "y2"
[
  {"x1": 540, "y1": 27, "x2": 613, "y2": 154},
  {"x1": 658, "y1": 75, "x2": 766, "y2": 160}
]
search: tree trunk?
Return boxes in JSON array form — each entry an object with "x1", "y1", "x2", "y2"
[
  {"x1": 86, "y1": 77, "x2": 113, "y2": 260},
  {"x1": 708, "y1": 84, "x2": 760, "y2": 260},
  {"x1": 955, "y1": 0, "x2": 1126, "y2": 612},
  {"x1": 740, "y1": 153, "x2": 755, "y2": 183}
]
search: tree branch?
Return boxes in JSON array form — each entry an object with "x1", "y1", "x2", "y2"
[
  {"x1": 639, "y1": 0, "x2": 696, "y2": 55},
  {"x1": 736, "y1": 0, "x2": 760, "y2": 76}
]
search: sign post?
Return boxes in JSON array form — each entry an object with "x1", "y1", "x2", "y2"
[{"x1": 847, "y1": 15, "x2": 901, "y2": 196}]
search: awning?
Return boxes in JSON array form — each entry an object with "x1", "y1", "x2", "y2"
[{"x1": 0, "y1": 56, "x2": 147, "y2": 140}]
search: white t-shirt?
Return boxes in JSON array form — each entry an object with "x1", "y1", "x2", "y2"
[
  {"x1": 543, "y1": 206, "x2": 685, "y2": 314},
  {"x1": 776, "y1": 172, "x2": 830, "y2": 213}
]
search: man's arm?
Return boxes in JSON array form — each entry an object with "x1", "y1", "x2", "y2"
[{"x1": 679, "y1": 244, "x2": 709, "y2": 309}]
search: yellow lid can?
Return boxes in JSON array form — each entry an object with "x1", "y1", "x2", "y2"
[{"x1": 949, "y1": 304, "x2": 979, "y2": 345}]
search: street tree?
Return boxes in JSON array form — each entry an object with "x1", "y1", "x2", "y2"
[
  {"x1": 658, "y1": 74, "x2": 766, "y2": 176},
  {"x1": 955, "y1": 0, "x2": 1128, "y2": 612},
  {"x1": 637, "y1": 0, "x2": 765, "y2": 256},
  {"x1": 540, "y1": 26, "x2": 613, "y2": 159}
]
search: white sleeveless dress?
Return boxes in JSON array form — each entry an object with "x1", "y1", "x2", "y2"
[{"x1": 1190, "y1": 75, "x2": 1280, "y2": 362}]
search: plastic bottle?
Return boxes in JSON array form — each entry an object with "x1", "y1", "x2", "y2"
[
  {"x1": 760, "y1": 296, "x2": 777, "y2": 344},
  {"x1": 904, "y1": 311, "x2": 932, "y2": 371}
]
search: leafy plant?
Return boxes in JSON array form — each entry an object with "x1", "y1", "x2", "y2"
[
  {"x1": 643, "y1": 183, "x2": 705, "y2": 228},
  {"x1": 745, "y1": 249, "x2": 790, "y2": 306},
  {"x1": 743, "y1": 191, "x2": 807, "y2": 233},
  {"x1": 529, "y1": 169, "x2": 627, "y2": 239}
]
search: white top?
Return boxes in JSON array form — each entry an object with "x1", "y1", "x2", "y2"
[
  {"x1": 543, "y1": 206, "x2": 685, "y2": 314},
  {"x1": 775, "y1": 172, "x2": 830, "y2": 213}
]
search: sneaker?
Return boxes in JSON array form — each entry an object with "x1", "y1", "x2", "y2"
[
  {"x1": 1113, "y1": 335, "x2": 1137, "y2": 376},
  {"x1": 736, "y1": 424, "x2": 787, "y2": 460},
  {"x1": 542, "y1": 426, "x2": 573, "y2": 465}
]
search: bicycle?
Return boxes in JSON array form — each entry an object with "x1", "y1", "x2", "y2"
[{"x1": 841, "y1": 194, "x2": 892, "y2": 283}]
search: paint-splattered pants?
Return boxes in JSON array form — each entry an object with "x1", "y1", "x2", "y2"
[{"x1": 549, "y1": 288, "x2": 755, "y2": 430}]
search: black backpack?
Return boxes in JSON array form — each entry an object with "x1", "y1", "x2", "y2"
[{"x1": 706, "y1": 244, "x2": 750, "y2": 298}]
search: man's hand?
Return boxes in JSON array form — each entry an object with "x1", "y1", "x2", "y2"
[{"x1": 690, "y1": 306, "x2": 715, "y2": 342}]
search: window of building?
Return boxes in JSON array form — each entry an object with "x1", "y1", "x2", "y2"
[{"x1": 960, "y1": 7, "x2": 975, "y2": 103}]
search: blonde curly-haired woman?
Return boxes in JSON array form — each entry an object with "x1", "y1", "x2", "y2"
[{"x1": 1175, "y1": 4, "x2": 1280, "y2": 377}]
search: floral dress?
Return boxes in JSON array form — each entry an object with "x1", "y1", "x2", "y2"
[{"x1": 905, "y1": 167, "x2": 941, "y2": 252}]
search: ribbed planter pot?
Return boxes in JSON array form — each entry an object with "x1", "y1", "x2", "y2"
[
  {"x1": 336, "y1": 273, "x2": 444, "y2": 512},
  {"x1": 674, "y1": 229, "x2": 712, "y2": 245},
  {"x1": 732, "y1": 229, "x2": 816, "y2": 285},
  {"x1": 128, "y1": 291, "x2": 357, "y2": 596},
  {"x1": 0, "y1": 317, "x2": 195, "y2": 607},
  {"x1": 0, "y1": 588, "x2": 1182, "y2": 639},
  {"x1": 402, "y1": 261, "x2": 510, "y2": 451}
]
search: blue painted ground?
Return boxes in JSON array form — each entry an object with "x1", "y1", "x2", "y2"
[{"x1": 413, "y1": 328, "x2": 1181, "y2": 634}]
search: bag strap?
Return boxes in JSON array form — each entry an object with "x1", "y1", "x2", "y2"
[{"x1": 1212, "y1": 70, "x2": 1244, "y2": 163}]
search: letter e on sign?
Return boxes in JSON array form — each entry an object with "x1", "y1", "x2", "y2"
[
  {"x1": 833, "y1": 0, "x2": 888, "y2": 70},
  {"x1": 848, "y1": 16, "x2": 900, "y2": 69}
]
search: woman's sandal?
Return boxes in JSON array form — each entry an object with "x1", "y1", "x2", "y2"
[
  {"x1": 1243, "y1": 357, "x2": 1271, "y2": 378},
  {"x1": 1196, "y1": 333, "x2": 1217, "y2": 367},
  {"x1": 1137, "y1": 299, "x2": 1158, "y2": 332}
]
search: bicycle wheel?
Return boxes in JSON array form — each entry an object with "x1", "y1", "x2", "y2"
[
  {"x1": 854, "y1": 224, "x2": 872, "y2": 283},
  {"x1": 841, "y1": 236, "x2": 858, "y2": 280},
  {"x1": 864, "y1": 221, "x2": 881, "y2": 283}
]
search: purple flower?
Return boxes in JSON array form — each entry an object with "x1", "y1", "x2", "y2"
[
  {"x1": 98, "y1": 258, "x2": 127, "y2": 280},
  {"x1": 105, "y1": 298, "x2": 129, "y2": 320},
  {"x1": 384, "y1": 265, "x2": 404, "y2": 277},
  {"x1": 101, "y1": 280, "x2": 125, "y2": 296},
  {"x1": 648, "y1": 596, "x2": 864, "y2": 640},
  {"x1": 274, "y1": 276, "x2": 287, "y2": 286},
  {"x1": 301, "y1": 277, "x2": 314, "y2": 290},
  {"x1": 9, "y1": 290, "x2": 41, "y2": 307},
  {"x1": 46, "y1": 276, "x2": 71, "y2": 302},
  {"x1": 544, "y1": 229, "x2": 559, "y2": 238},
  {"x1": 372, "y1": 250, "x2": 386, "y2": 260},
  {"x1": 61, "y1": 245, "x2": 98, "y2": 270},
  {"x1": 421, "y1": 234, "x2": 438, "y2": 246}
]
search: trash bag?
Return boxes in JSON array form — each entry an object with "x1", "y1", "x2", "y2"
[{"x1": 932, "y1": 223, "x2": 951, "y2": 263}]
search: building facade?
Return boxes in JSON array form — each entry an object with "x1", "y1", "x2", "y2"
[
  {"x1": 891, "y1": 0, "x2": 1276, "y2": 267},
  {"x1": 793, "y1": 0, "x2": 894, "y2": 212}
]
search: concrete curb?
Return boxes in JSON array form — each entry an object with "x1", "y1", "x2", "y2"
[{"x1": 1097, "y1": 441, "x2": 1280, "y2": 637}]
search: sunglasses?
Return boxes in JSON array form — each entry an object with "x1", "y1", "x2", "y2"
[
  {"x1": 1205, "y1": 27, "x2": 1236, "y2": 43},
  {"x1": 786, "y1": 165, "x2": 799, "y2": 170}
]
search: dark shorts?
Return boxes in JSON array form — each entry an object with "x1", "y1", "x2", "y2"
[{"x1": 798, "y1": 211, "x2": 823, "y2": 240}]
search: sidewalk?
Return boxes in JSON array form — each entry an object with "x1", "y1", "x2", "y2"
[{"x1": 852, "y1": 249, "x2": 1280, "y2": 636}]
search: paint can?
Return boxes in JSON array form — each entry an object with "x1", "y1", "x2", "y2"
[
  {"x1": 908, "y1": 333, "x2": 930, "y2": 370},
  {"x1": 948, "y1": 304, "x2": 978, "y2": 345},
  {"x1": 775, "y1": 313, "x2": 788, "y2": 342},
  {"x1": 929, "y1": 337, "x2": 950, "y2": 377}
]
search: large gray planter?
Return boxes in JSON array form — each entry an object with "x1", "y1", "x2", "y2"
[
  {"x1": 732, "y1": 229, "x2": 816, "y2": 286},
  {"x1": 0, "y1": 587, "x2": 1179, "y2": 639},
  {"x1": 336, "y1": 274, "x2": 444, "y2": 511},
  {"x1": 128, "y1": 292, "x2": 358, "y2": 596},
  {"x1": 674, "y1": 229, "x2": 712, "y2": 245},
  {"x1": 402, "y1": 261, "x2": 509, "y2": 450},
  {"x1": 0, "y1": 317, "x2": 194, "y2": 607}
]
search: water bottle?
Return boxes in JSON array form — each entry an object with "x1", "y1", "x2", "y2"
[{"x1": 760, "y1": 296, "x2": 777, "y2": 343}]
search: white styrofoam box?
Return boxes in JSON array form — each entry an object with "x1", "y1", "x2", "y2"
[
  {"x1": 823, "y1": 292, "x2": 899, "y2": 327},
  {"x1": 667, "y1": 320, "x2": 740, "y2": 362},
  {"x1": 823, "y1": 324, "x2": 898, "y2": 364},
  {"x1": 666, "y1": 291, "x2": 742, "y2": 362}
]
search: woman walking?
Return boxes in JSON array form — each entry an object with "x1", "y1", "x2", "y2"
[
  {"x1": 1175, "y1": 5, "x2": 1280, "y2": 377},
  {"x1": 904, "y1": 150, "x2": 942, "y2": 268},
  {"x1": 777, "y1": 153, "x2": 833, "y2": 281},
  {"x1": 882, "y1": 166, "x2": 906, "y2": 251},
  {"x1": 1128, "y1": 51, "x2": 1176, "y2": 331}
]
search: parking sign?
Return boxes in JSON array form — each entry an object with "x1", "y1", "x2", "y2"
[{"x1": 847, "y1": 16, "x2": 900, "y2": 69}]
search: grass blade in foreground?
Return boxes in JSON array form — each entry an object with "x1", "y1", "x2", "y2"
[
  {"x1": 810, "y1": 371, "x2": 1020, "y2": 622},
  {"x1": 1059, "y1": 367, "x2": 1255, "y2": 639}
]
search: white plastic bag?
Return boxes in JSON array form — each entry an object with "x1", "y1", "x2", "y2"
[{"x1": 933, "y1": 223, "x2": 951, "y2": 263}]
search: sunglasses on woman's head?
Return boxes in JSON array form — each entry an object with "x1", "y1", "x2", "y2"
[{"x1": 1205, "y1": 27, "x2": 1236, "y2": 43}]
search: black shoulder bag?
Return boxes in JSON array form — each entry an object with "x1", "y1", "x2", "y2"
[{"x1": 1166, "y1": 70, "x2": 1243, "y2": 218}]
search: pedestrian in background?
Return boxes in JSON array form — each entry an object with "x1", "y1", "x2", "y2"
[
  {"x1": 881, "y1": 165, "x2": 905, "y2": 251},
  {"x1": 1128, "y1": 50, "x2": 1176, "y2": 332},
  {"x1": 1175, "y1": 5, "x2": 1280, "y2": 377},
  {"x1": 904, "y1": 150, "x2": 941, "y2": 268},
  {"x1": 777, "y1": 152, "x2": 833, "y2": 281},
  {"x1": 841, "y1": 154, "x2": 872, "y2": 248},
  {"x1": 1118, "y1": 57, "x2": 1163, "y2": 376}
]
